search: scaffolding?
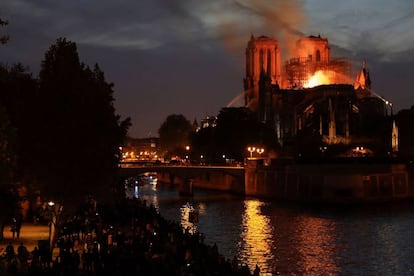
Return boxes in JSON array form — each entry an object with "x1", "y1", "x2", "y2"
[{"x1": 283, "y1": 57, "x2": 351, "y2": 89}]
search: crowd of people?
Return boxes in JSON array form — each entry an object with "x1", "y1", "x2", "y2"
[{"x1": 1, "y1": 196, "x2": 261, "y2": 275}]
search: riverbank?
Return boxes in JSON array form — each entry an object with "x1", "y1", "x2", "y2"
[
  {"x1": 0, "y1": 195, "x2": 259, "y2": 275},
  {"x1": 0, "y1": 223, "x2": 49, "y2": 255}
]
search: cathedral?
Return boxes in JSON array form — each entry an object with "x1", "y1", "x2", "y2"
[{"x1": 243, "y1": 34, "x2": 396, "y2": 157}]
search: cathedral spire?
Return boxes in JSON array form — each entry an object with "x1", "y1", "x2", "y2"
[{"x1": 354, "y1": 60, "x2": 371, "y2": 90}]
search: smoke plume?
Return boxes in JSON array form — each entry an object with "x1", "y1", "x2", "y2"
[{"x1": 223, "y1": 0, "x2": 307, "y2": 58}]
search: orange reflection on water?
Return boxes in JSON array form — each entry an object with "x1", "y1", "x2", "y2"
[
  {"x1": 295, "y1": 215, "x2": 339, "y2": 275},
  {"x1": 180, "y1": 202, "x2": 199, "y2": 234},
  {"x1": 239, "y1": 200, "x2": 274, "y2": 275}
]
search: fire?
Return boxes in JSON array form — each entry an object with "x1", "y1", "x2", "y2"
[{"x1": 304, "y1": 70, "x2": 332, "y2": 88}]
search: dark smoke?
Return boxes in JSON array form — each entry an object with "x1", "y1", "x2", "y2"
[
  {"x1": 161, "y1": 0, "x2": 307, "y2": 59},
  {"x1": 234, "y1": 0, "x2": 305, "y2": 37},
  {"x1": 232, "y1": 0, "x2": 307, "y2": 57}
]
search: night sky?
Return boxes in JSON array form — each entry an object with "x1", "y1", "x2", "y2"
[{"x1": 1, "y1": 0, "x2": 414, "y2": 138}]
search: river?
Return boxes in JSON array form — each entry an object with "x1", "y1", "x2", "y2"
[{"x1": 126, "y1": 178, "x2": 414, "y2": 275}]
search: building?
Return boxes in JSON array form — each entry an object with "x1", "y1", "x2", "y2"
[
  {"x1": 121, "y1": 137, "x2": 160, "y2": 161},
  {"x1": 244, "y1": 34, "x2": 395, "y2": 157},
  {"x1": 244, "y1": 35, "x2": 281, "y2": 111},
  {"x1": 195, "y1": 116, "x2": 217, "y2": 132}
]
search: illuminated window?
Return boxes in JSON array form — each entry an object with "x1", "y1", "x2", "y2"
[{"x1": 316, "y1": 50, "x2": 321, "y2": 62}]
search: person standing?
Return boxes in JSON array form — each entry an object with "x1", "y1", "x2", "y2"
[
  {"x1": 17, "y1": 242, "x2": 28, "y2": 264},
  {"x1": 15, "y1": 214, "x2": 23, "y2": 239},
  {"x1": 5, "y1": 242, "x2": 15, "y2": 260},
  {"x1": 10, "y1": 217, "x2": 17, "y2": 240}
]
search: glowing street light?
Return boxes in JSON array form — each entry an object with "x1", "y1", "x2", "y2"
[
  {"x1": 247, "y1": 146, "x2": 256, "y2": 158},
  {"x1": 47, "y1": 201, "x2": 63, "y2": 252},
  {"x1": 256, "y1": 148, "x2": 264, "y2": 157},
  {"x1": 185, "y1": 145, "x2": 190, "y2": 164}
]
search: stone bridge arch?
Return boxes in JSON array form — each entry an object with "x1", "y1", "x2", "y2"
[{"x1": 120, "y1": 164, "x2": 246, "y2": 195}]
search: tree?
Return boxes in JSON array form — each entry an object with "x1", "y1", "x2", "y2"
[
  {"x1": 34, "y1": 38, "x2": 130, "y2": 197},
  {"x1": 215, "y1": 107, "x2": 269, "y2": 161},
  {"x1": 0, "y1": 63, "x2": 34, "y2": 239},
  {"x1": 0, "y1": 105, "x2": 16, "y2": 184},
  {"x1": 0, "y1": 19, "x2": 10, "y2": 44},
  {"x1": 0, "y1": 63, "x2": 38, "y2": 182},
  {"x1": 0, "y1": 183, "x2": 19, "y2": 240},
  {"x1": 191, "y1": 107, "x2": 279, "y2": 163},
  {"x1": 158, "y1": 114, "x2": 193, "y2": 158},
  {"x1": 396, "y1": 106, "x2": 414, "y2": 158}
]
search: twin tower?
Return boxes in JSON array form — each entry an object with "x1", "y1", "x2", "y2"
[{"x1": 243, "y1": 34, "x2": 333, "y2": 111}]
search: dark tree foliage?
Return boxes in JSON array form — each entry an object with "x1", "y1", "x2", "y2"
[
  {"x1": 215, "y1": 107, "x2": 258, "y2": 161},
  {"x1": 191, "y1": 107, "x2": 278, "y2": 163},
  {"x1": 190, "y1": 126, "x2": 216, "y2": 163},
  {"x1": 0, "y1": 64, "x2": 34, "y2": 236},
  {"x1": 0, "y1": 64, "x2": 38, "y2": 182},
  {"x1": 34, "y1": 38, "x2": 130, "y2": 197},
  {"x1": 158, "y1": 114, "x2": 193, "y2": 158},
  {"x1": 0, "y1": 105, "x2": 16, "y2": 184},
  {"x1": 396, "y1": 107, "x2": 414, "y2": 158},
  {"x1": 0, "y1": 184, "x2": 20, "y2": 240},
  {"x1": 0, "y1": 18, "x2": 9, "y2": 44}
]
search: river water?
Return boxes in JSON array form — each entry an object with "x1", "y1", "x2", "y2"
[{"x1": 127, "y1": 179, "x2": 414, "y2": 275}]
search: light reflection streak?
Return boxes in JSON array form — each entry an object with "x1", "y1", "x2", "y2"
[
  {"x1": 375, "y1": 223, "x2": 401, "y2": 272},
  {"x1": 134, "y1": 185, "x2": 139, "y2": 198},
  {"x1": 295, "y1": 216, "x2": 339, "y2": 274},
  {"x1": 149, "y1": 188, "x2": 159, "y2": 210},
  {"x1": 239, "y1": 200, "x2": 274, "y2": 275},
  {"x1": 125, "y1": 176, "x2": 160, "y2": 210},
  {"x1": 180, "y1": 202, "x2": 199, "y2": 234}
]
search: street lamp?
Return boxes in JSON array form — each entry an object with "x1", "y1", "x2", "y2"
[
  {"x1": 47, "y1": 201, "x2": 63, "y2": 253},
  {"x1": 256, "y1": 148, "x2": 264, "y2": 157},
  {"x1": 247, "y1": 146, "x2": 256, "y2": 158},
  {"x1": 185, "y1": 145, "x2": 190, "y2": 164}
]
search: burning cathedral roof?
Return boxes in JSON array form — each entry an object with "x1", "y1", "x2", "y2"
[{"x1": 283, "y1": 35, "x2": 352, "y2": 89}]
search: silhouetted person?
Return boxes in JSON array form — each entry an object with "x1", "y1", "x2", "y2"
[
  {"x1": 254, "y1": 264, "x2": 260, "y2": 276},
  {"x1": 15, "y1": 214, "x2": 22, "y2": 239},
  {"x1": 10, "y1": 217, "x2": 16, "y2": 240},
  {"x1": 31, "y1": 246, "x2": 40, "y2": 267},
  {"x1": 5, "y1": 242, "x2": 15, "y2": 260},
  {"x1": 17, "y1": 242, "x2": 28, "y2": 264}
]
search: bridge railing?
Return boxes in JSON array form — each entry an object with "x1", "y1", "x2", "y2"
[{"x1": 119, "y1": 161, "x2": 244, "y2": 169}]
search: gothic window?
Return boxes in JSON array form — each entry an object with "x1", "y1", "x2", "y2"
[
  {"x1": 260, "y1": 49, "x2": 264, "y2": 69},
  {"x1": 316, "y1": 50, "x2": 321, "y2": 62},
  {"x1": 267, "y1": 49, "x2": 272, "y2": 73},
  {"x1": 246, "y1": 52, "x2": 250, "y2": 75}
]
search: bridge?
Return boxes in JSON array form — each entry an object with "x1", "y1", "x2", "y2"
[{"x1": 120, "y1": 162, "x2": 246, "y2": 195}]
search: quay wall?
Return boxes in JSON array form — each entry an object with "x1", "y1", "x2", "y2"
[
  {"x1": 127, "y1": 159, "x2": 414, "y2": 203},
  {"x1": 245, "y1": 158, "x2": 414, "y2": 203},
  {"x1": 157, "y1": 167, "x2": 245, "y2": 195}
]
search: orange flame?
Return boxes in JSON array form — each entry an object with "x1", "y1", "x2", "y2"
[{"x1": 304, "y1": 70, "x2": 332, "y2": 88}]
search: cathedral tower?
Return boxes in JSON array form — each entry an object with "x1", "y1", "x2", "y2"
[
  {"x1": 295, "y1": 35, "x2": 330, "y2": 63},
  {"x1": 244, "y1": 35, "x2": 281, "y2": 111}
]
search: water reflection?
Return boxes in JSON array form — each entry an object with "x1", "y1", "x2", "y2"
[
  {"x1": 180, "y1": 202, "x2": 199, "y2": 234},
  {"x1": 239, "y1": 200, "x2": 274, "y2": 275},
  {"x1": 125, "y1": 174, "x2": 159, "y2": 208},
  {"x1": 295, "y1": 216, "x2": 339, "y2": 275},
  {"x1": 125, "y1": 180, "x2": 414, "y2": 275}
]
